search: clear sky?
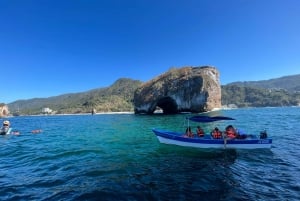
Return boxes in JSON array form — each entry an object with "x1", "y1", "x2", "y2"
[{"x1": 1, "y1": 0, "x2": 299, "y2": 103}]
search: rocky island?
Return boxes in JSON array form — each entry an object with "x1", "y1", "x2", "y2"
[
  {"x1": 134, "y1": 66, "x2": 221, "y2": 114},
  {"x1": 0, "y1": 104, "x2": 9, "y2": 117}
]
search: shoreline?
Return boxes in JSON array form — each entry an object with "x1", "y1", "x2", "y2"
[
  {"x1": 5, "y1": 105, "x2": 300, "y2": 118},
  {"x1": 4, "y1": 111, "x2": 135, "y2": 118}
]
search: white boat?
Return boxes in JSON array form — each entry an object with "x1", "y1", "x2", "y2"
[{"x1": 152, "y1": 116, "x2": 272, "y2": 149}]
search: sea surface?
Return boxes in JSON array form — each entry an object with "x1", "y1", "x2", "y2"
[{"x1": 1, "y1": 107, "x2": 300, "y2": 201}]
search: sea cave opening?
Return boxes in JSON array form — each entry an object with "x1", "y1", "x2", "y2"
[{"x1": 156, "y1": 97, "x2": 178, "y2": 114}]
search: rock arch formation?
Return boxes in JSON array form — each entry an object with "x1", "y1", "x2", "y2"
[
  {"x1": 134, "y1": 66, "x2": 221, "y2": 114},
  {"x1": 0, "y1": 104, "x2": 9, "y2": 117}
]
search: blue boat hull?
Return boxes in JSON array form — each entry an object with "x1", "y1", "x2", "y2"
[{"x1": 152, "y1": 129, "x2": 272, "y2": 149}]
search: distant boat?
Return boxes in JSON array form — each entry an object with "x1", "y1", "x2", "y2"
[{"x1": 152, "y1": 116, "x2": 272, "y2": 149}]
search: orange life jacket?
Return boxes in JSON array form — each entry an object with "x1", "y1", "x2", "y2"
[
  {"x1": 226, "y1": 130, "x2": 236, "y2": 138},
  {"x1": 197, "y1": 129, "x2": 204, "y2": 137},
  {"x1": 212, "y1": 130, "x2": 222, "y2": 139}
]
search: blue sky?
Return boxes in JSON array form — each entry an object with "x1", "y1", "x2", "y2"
[{"x1": 1, "y1": 0, "x2": 299, "y2": 103}]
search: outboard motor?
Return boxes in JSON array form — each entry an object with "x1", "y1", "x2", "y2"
[{"x1": 260, "y1": 130, "x2": 267, "y2": 139}]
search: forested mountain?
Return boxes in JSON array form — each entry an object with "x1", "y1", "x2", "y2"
[
  {"x1": 222, "y1": 74, "x2": 300, "y2": 107},
  {"x1": 228, "y1": 74, "x2": 300, "y2": 92},
  {"x1": 221, "y1": 85, "x2": 300, "y2": 107},
  {"x1": 7, "y1": 73, "x2": 300, "y2": 115},
  {"x1": 8, "y1": 78, "x2": 142, "y2": 115}
]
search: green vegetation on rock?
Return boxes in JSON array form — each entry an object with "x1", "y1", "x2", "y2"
[
  {"x1": 222, "y1": 85, "x2": 300, "y2": 107},
  {"x1": 6, "y1": 73, "x2": 300, "y2": 116},
  {"x1": 8, "y1": 78, "x2": 142, "y2": 115}
]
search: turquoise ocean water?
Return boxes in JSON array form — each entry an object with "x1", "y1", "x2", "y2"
[{"x1": 1, "y1": 107, "x2": 300, "y2": 201}]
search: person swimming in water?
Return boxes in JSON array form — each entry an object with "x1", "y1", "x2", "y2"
[
  {"x1": 0, "y1": 120, "x2": 21, "y2": 135},
  {"x1": 0, "y1": 120, "x2": 11, "y2": 135},
  {"x1": 31, "y1": 129, "x2": 42, "y2": 134}
]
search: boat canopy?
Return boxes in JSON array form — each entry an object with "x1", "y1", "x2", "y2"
[{"x1": 187, "y1": 115, "x2": 235, "y2": 123}]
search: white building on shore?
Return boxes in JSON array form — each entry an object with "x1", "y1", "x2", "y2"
[{"x1": 42, "y1": 107, "x2": 53, "y2": 114}]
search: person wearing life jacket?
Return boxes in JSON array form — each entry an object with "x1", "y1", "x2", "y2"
[
  {"x1": 196, "y1": 126, "x2": 204, "y2": 137},
  {"x1": 211, "y1": 127, "x2": 222, "y2": 139},
  {"x1": 0, "y1": 120, "x2": 20, "y2": 135},
  {"x1": 0, "y1": 120, "x2": 11, "y2": 135},
  {"x1": 225, "y1": 125, "x2": 237, "y2": 139}
]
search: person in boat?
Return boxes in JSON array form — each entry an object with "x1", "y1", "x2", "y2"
[
  {"x1": 225, "y1": 125, "x2": 237, "y2": 139},
  {"x1": 211, "y1": 127, "x2": 222, "y2": 139},
  {"x1": 185, "y1": 126, "x2": 194, "y2": 138},
  {"x1": 196, "y1": 126, "x2": 204, "y2": 137},
  {"x1": 260, "y1": 130, "x2": 268, "y2": 139}
]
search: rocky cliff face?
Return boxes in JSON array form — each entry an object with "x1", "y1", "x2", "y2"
[
  {"x1": 0, "y1": 104, "x2": 9, "y2": 117},
  {"x1": 134, "y1": 66, "x2": 221, "y2": 114}
]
